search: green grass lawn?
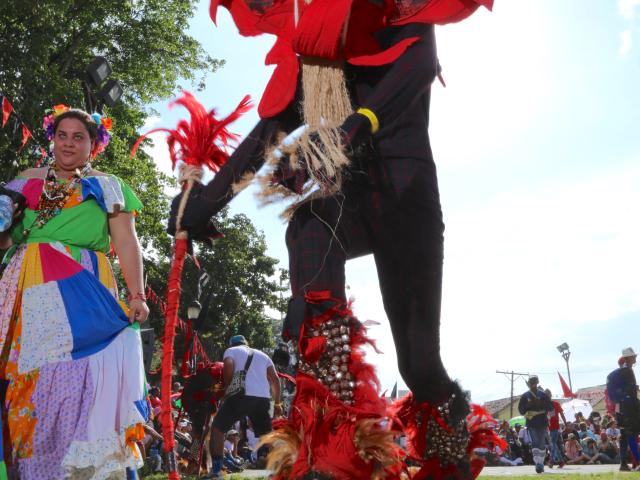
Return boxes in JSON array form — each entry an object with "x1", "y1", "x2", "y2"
[
  {"x1": 142, "y1": 476, "x2": 266, "y2": 480},
  {"x1": 141, "y1": 475, "x2": 268, "y2": 480},
  {"x1": 482, "y1": 475, "x2": 626, "y2": 479},
  {"x1": 142, "y1": 471, "x2": 640, "y2": 480}
]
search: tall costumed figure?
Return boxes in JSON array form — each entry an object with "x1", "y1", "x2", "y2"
[
  {"x1": 132, "y1": 92, "x2": 251, "y2": 480},
  {"x1": 169, "y1": 0, "x2": 504, "y2": 478}
]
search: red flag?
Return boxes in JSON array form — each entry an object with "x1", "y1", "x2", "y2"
[
  {"x1": 20, "y1": 124, "x2": 32, "y2": 150},
  {"x1": 558, "y1": 372, "x2": 576, "y2": 398},
  {"x1": 2, "y1": 96, "x2": 13, "y2": 127}
]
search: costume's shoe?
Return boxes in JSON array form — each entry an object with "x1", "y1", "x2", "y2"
[
  {"x1": 390, "y1": 385, "x2": 505, "y2": 479},
  {"x1": 261, "y1": 293, "x2": 403, "y2": 480}
]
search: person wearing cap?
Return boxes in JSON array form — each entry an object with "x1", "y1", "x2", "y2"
[
  {"x1": 610, "y1": 347, "x2": 640, "y2": 471},
  {"x1": 205, "y1": 335, "x2": 282, "y2": 479},
  {"x1": 518, "y1": 375, "x2": 553, "y2": 473},
  {"x1": 223, "y1": 429, "x2": 244, "y2": 472}
]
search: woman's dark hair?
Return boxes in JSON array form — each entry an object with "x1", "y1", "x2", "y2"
[{"x1": 53, "y1": 109, "x2": 98, "y2": 140}]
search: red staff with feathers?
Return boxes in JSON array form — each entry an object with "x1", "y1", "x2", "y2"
[{"x1": 132, "y1": 91, "x2": 251, "y2": 479}]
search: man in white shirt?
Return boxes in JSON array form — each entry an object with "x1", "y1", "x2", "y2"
[{"x1": 205, "y1": 334, "x2": 282, "y2": 479}]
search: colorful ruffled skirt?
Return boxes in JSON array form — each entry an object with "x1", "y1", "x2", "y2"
[{"x1": 0, "y1": 242, "x2": 148, "y2": 479}]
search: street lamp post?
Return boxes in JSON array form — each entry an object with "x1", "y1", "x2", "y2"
[
  {"x1": 184, "y1": 300, "x2": 202, "y2": 375},
  {"x1": 83, "y1": 56, "x2": 123, "y2": 113},
  {"x1": 557, "y1": 342, "x2": 572, "y2": 392}
]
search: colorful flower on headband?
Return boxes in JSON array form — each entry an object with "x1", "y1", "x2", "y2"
[
  {"x1": 43, "y1": 112, "x2": 56, "y2": 142},
  {"x1": 52, "y1": 104, "x2": 70, "y2": 117},
  {"x1": 91, "y1": 112, "x2": 113, "y2": 158}
]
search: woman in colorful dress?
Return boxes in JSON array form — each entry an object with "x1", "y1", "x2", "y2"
[{"x1": 0, "y1": 106, "x2": 150, "y2": 479}]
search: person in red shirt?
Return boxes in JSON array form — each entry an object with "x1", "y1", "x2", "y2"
[
  {"x1": 545, "y1": 389, "x2": 567, "y2": 468},
  {"x1": 149, "y1": 386, "x2": 162, "y2": 416}
]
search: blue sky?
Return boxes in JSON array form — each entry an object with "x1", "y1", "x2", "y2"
[{"x1": 145, "y1": 0, "x2": 640, "y2": 405}]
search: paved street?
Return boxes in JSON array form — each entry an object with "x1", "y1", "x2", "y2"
[{"x1": 480, "y1": 464, "x2": 624, "y2": 476}]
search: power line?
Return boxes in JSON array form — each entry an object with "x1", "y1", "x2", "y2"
[{"x1": 496, "y1": 370, "x2": 530, "y2": 419}]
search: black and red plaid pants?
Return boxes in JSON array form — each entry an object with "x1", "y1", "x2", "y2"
[{"x1": 284, "y1": 154, "x2": 452, "y2": 402}]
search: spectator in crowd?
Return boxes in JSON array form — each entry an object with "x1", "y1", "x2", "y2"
[
  {"x1": 172, "y1": 381, "x2": 184, "y2": 409},
  {"x1": 609, "y1": 348, "x2": 640, "y2": 471},
  {"x1": 518, "y1": 375, "x2": 554, "y2": 473},
  {"x1": 177, "y1": 419, "x2": 193, "y2": 442},
  {"x1": 149, "y1": 386, "x2": 162, "y2": 417},
  {"x1": 578, "y1": 422, "x2": 597, "y2": 442},
  {"x1": 475, "y1": 441, "x2": 524, "y2": 467},
  {"x1": 581, "y1": 438, "x2": 601, "y2": 464},
  {"x1": 545, "y1": 388, "x2": 567, "y2": 468},
  {"x1": 514, "y1": 424, "x2": 532, "y2": 463},
  {"x1": 606, "y1": 420, "x2": 621, "y2": 440},
  {"x1": 205, "y1": 335, "x2": 282, "y2": 479},
  {"x1": 238, "y1": 419, "x2": 261, "y2": 465},
  {"x1": 565, "y1": 434, "x2": 601, "y2": 465},
  {"x1": 598, "y1": 432, "x2": 620, "y2": 464},
  {"x1": 221, "y1": 429, "x2": 244, "y2": 473},
  {"x1": 561, "y1": 421, "x2": 573, "y2": 441},
  {"x1": 564, "y1": 433, "x2": 583, "y2": 464},
  {"x1": 141, "y1": 420, "x2": 164, "y2": 473}
]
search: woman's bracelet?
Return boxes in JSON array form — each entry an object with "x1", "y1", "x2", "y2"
[{"x1": 128, "y1": 291, "x2": 147, "y2": 303}]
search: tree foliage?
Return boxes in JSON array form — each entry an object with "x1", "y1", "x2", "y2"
[
  {"x1": 147, "y1": 208, "x2": 288, "y2": 365},
  {"x1": 0, "y1": 1, "x2": 289, "y2": 369},
  {"x1": 0, "y1": 0, "x2": 223, "y2": 253}
]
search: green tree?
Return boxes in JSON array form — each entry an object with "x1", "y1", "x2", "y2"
[
  {"x1": 146, "y1": 208, "x2": 288, "y2": 368},
  {"x1": 0, "y1": 1, "x2": 289, "y2": 372},
  {"x1": 0, "y1": 0, "x2": 223, "y2": 254}
]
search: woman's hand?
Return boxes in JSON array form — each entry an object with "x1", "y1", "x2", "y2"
[{"x1": 129, "y1": 298, "x2": 149, "y2": 323}]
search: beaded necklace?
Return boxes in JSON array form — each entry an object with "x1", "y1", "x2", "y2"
[{"x1": 21, "y1": 162, "x2": 92, "y2": 238}]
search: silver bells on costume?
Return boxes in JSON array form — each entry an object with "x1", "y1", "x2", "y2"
[
  {"x1": 298, "y1": 316, "x2": 356, "y2": 405},
  {"x1": 422, "y1": 394, "x2": 469, "y2": 466}
]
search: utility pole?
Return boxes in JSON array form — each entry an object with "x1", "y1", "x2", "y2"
[{"x1": 496, "y1": 370, "x2": 530, "y2": 419}]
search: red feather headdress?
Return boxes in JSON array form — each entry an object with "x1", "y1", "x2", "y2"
[{"x1": 131, "y1": 91, "x2": 252, "y2": 171}]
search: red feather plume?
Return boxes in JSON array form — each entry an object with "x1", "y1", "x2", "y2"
[{"x1": 131, "y1": 91, "x2": 252, "y2": 171}]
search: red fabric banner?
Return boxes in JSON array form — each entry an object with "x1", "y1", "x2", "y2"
[
  {"x1": 2, "y1": 96, "x2": 13, "y2": 127},
  {"x1": 145, "y1": 285, "x2": 211, "y2": 367},
  {"x1": 20, "y1": 124, "x2": 32, "y2": 150},
  {"x1": 558, "y1": 372, "x2": 576, "y2": 398}
]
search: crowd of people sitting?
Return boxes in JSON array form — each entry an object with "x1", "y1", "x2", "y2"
[{"x1": 476, "y1": 410, "x2": 628, "y2": 468}]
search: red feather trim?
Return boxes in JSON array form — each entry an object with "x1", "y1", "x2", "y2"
[
  {"x1": 269, "y1": 295, "x2": 400, "y2": 478},
  {"x1": 390, "y1": 396, "x2": 505, "y2": 479},
  {"x1": 131, "y1": 91, "x2": 252, "y2": 171}
]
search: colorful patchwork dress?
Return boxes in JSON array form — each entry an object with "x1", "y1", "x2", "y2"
[{"x1": 0, "y1": 174, "x2": 148, "y2": 479}]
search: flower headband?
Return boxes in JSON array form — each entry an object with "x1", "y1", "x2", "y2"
[{"x1": 43, "y1": 104, "x2": 113, "y2": 158}]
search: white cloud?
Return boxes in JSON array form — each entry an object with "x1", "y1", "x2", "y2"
[
  {"x1": 619, "y1": 0, "x2": 640, "y2": 19},
  {"x1": 620, "y1": 29, "x2": 633, "y2": 54}
]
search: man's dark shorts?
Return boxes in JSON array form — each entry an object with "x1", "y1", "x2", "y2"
[{"x1": 213, "y1": 395, "x2": 272, "y2": 436}]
